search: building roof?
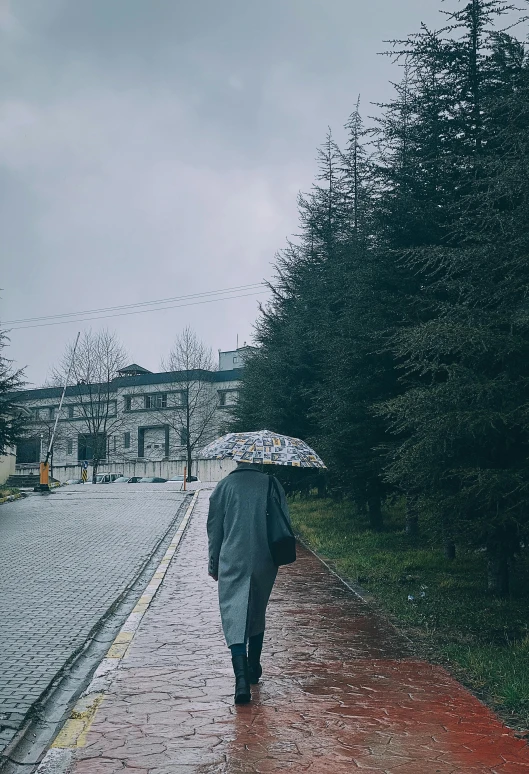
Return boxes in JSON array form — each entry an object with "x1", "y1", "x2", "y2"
[
  {"x1": 118, "y1": 364, "x2": 152, "y2": 375},
  {"x1": 11, "y1": 368, "x2": 244, "y2": 403}
]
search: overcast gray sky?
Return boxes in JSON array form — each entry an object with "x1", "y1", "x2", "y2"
[{"x1": 1, "y1": 0, "x2": 447, "y2": 385}]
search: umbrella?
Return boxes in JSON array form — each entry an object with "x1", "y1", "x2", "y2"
[{"x1": 199, "y1": 430, "x2": 326, "y2": 468}]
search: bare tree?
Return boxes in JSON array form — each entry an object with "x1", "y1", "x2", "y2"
[
  {"x1": 160, "y1": 328, "x2": 219, "y2": 477},
  {"x1": 52, "y1": 330, "x2": 128, "y2": 482}
]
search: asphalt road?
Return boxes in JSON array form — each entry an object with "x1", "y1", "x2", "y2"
[{"x1": 0, "y1": 484, "x2": 188, "y2": 757}]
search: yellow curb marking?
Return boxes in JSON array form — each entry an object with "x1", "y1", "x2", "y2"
[
  {"x1": 51, "y1": 694, "x2": 104, "y2": 749},
  {"x1": 113, "y1": 631, "x2": 134, "y2": 645},
  {"x1": 106, "y1": 642, "x2": 129, "y2": 659}
]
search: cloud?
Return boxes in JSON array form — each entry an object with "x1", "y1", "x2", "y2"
[{"x1": 1, "y1": 0, "x2": 448, "y2": 383}]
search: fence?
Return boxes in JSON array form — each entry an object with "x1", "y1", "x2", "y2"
[{"x1": 15, "y1": 458, "x2": 237, "y2": 483}]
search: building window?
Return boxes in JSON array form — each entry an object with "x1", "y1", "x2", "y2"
[
  {"x1": 49, "y1": 407, "x2": 55, "y2": 419},
  {"x1": 113, "y1": 436, "x2": 117, "y2": 453},
  {"x1": 180, "y1": 428, "x2": 188, "y2": 446},
  {"x1": 124, "y1": 396, "x2": 131, "y2": 411},
  {"x1": 174, "y1": 391, "x2": 186, "y2": 406},
  {"x1": 78, "y1": 433, "x2": 107, "y2": 462},
  {"x1": 32, "y1": 407, "x2": 40, "y2": 420},
  {"x1": 68, "y1": 405, "x2": 74, "y2": 419},
  {"x1": 67, "y1": 439, "x2": 73, "y2": 455},
  {"x1": 124, "y1": 432, "x2": 131, "y2": 449},
  {"x1": 218, "y1": 390, "x2": 238, "y2": 407},
  {"x1": 145, "y1": 393, "x2": 167, "y2": 409},
  {"x1": 16, "y1": 437, "x2": 41, "y2": 464}
]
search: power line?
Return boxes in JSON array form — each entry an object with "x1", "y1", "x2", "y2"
[
  {"x1": 3, "y1": 283, "x2": 266, "y2": 325},
  {"x1": 6, "y1": 290, "x2": 269, "y2": 331}
]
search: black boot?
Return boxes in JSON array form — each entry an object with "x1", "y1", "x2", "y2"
[
  {"x1": 231, "y1": 654, "x2": 251, "y2": 704},
  {"x1": 248, "y1": 633, "x2": 264, "y2": 684}
]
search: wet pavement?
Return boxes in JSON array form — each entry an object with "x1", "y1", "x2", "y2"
[
  {"x1": 0, "y1": 485, "x2": 188, "y2": 756},
  {"x1": 66, "y1": 489, "x2": 529, "y2": 774}
]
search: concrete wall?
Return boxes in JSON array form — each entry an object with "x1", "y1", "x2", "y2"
[
  {"x1": 0, "y1": 450, "x2": 16, "y2": 485},
  {"x1": 16, "y1": 457, "x2": 237, "y2": 483}
]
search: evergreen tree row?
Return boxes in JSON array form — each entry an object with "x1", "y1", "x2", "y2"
[{"x1": 232, "y1": 0, "x2": 529, "y2": 596}]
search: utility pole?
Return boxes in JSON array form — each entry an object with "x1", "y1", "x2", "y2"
[{"x1": 39, "y1": 332, "x2": 80, "y2": 492}]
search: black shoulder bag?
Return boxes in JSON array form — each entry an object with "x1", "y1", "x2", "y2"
[{"x1": 267, "y1": 477, "x2": 297, "y2": 567}]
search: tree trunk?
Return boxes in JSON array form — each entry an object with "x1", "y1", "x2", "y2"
[
  {"x1": 317, "y1": 476, "x2": 327, "y2": 498},
  {"x1": 367, "y1": 494, "x2": 383, "y2": 531},
  {"x1": 405, "y1": 494, "x2": 419, "y2": 536},
  {"x1": 441, "y1": 514, "x2": 456, "y2": 560},
  {"x1": 355, "y1": 496, "x2": 367, "y2": 516},
  {"x1": 487, "y1": 552, "x2": 510, "y2": 598},
  {"x1": 92, "y1": 458, "x2": 99, "y2": 484},
  {"x1": 186, "y1": 400, "x2": 192, "y2": 479}
]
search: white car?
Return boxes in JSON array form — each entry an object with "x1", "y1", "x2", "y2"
[{"x1": 93, "y1": 473, "x2": 124, "y2": 484}]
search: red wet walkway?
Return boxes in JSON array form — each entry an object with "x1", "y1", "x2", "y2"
[{"x1": 69, "y1": 490, "x2": 529, "y2": 773}]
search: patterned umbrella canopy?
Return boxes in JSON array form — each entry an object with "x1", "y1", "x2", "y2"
[{"x1": 200, "y1": 430, "x2": 326, "y2": 468}]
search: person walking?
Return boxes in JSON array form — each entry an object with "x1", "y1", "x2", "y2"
[{"x1": 207, "y1": 461, "x2": 291, "y2": 704}]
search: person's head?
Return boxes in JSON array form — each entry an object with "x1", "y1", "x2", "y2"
[{"x1": 236, "y1": 460, "x2": 265, "y2": 473}]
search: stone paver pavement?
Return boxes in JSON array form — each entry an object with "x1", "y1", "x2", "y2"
[
  {"x1": 67, "y1": 489, "x2": 529, "y2": 773},
  {"x1": 0, "y1": 485, "x2": 187, "y2": 755}
]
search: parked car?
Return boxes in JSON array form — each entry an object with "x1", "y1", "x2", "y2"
[
  {"x1": 94, "y1": 473, "x2": 124, "y2": 484},
  {"x1": 113, "y1": 476, "x2": 143, "y2": 483},
  {"x1": 168, "y1": 475, "x2": 199, "y2": 483},
  {"x1": 138, "y1": 477, "x2": 167, "y2": 483},
  {"x1": 64, "y1": 478, "x2": 84, "y2": 485}
]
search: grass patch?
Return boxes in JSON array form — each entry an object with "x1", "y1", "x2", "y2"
[
  {"x1": 290, "y1": 496, "x2": 529, "y2": 729},
  {"x1": 0, "y1": 486, "x2": 20, "y2": 499}
]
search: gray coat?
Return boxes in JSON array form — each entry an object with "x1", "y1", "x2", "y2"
[{"x1": 207, "y1": 464, "x2": 290, "y2": 647}]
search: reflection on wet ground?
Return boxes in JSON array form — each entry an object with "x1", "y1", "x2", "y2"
[{"x1": 70, "y1": 491, "x2": 529, "y2": 774}]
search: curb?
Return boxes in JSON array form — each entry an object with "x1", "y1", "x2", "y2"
[
  {"x1": 295, "y1": 534, "x2": 415, "y2": 651},
  {"x1": 0, "y1": 493, "x2": 23, "y2": 505},
  {"x1": 34, "y1": 488, "x2": 200, "y2": 773}
]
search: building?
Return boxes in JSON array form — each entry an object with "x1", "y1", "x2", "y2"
[
  {"x1": 218, "y1": 345, "x2": 254, "y2": 372},
  {"x1": 0, "y1": 447, "x2": 16, "y2": 485},
  {"x1": 13, "y1": 348, "x2": 246, "y2": 482}
]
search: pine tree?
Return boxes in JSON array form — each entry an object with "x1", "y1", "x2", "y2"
[
  {"x1": 235, "y1": 0, "x2": 529, "y2": 575},
  {"x1": 0, "y1": 331, "x2": 26, "y2": 455},
  {"x1": 381, "y1": 3, "x2": 529, "y2": 594},
  {"x1": 233, "y1": 132, "x2": 349, "y2": 443},
  {"x1": 308, "y1": 103, "x2": 396, "y2": 526}
]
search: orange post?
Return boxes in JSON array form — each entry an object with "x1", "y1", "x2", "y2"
[
  {"x1": 183, "y1": 466, "x2": 187, "y2": 491},
  {"x1": 39, "y1": 461, "x2": 50, "y2": 490}
]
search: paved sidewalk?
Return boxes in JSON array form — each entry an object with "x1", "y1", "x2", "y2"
[{"x1": 66, "y1": 489, "x2": 529, "y2": 774}]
